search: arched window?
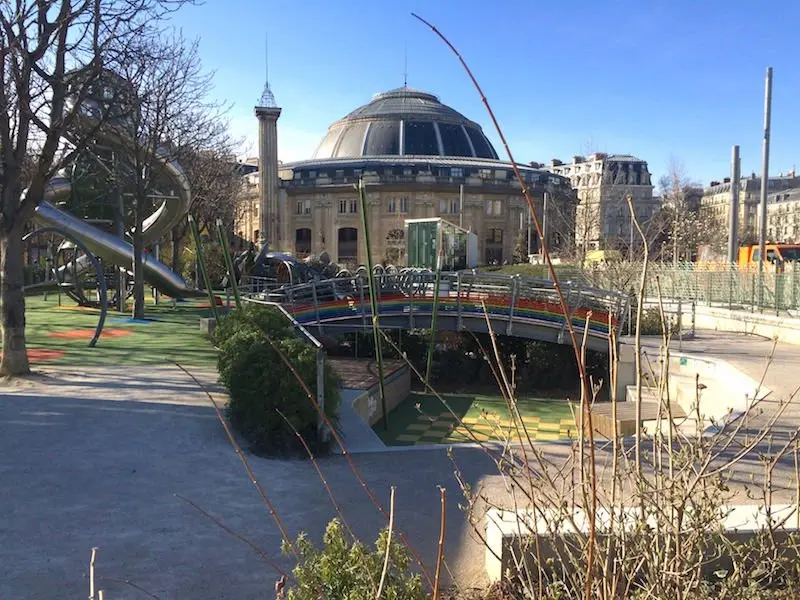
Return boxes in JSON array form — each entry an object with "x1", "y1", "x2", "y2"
[
  {"x1": 385, "y1": 228, "x2": 405, "y2": 264},
  {"x1": 295, "y1": 228, "x2": 312, "y2": 257},
  {"x1": 338, "y1": 227, "x2": 358, "y2": 264}
]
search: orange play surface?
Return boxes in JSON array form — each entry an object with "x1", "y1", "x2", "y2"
[{"x1": 48, "y1": 328, "x2": 134, "y2": 340}]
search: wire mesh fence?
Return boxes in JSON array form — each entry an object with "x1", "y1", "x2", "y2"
[{"x1": 584, "y1": 262, "x2": 800, "y2": 314}]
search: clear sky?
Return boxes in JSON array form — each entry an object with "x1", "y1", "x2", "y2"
[{"x1": 176, "y1": 0, "x2": 800, "y2": 188}]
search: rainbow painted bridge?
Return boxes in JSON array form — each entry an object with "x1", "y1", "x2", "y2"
[{"x1": 263, "y1": 271, "x2": 629, "y2": 353}]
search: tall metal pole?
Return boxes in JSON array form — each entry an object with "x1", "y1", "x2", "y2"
[
  {"x1": 727, "y1": 145, "x2": 741, "y2": 264},
  {"x1": 459, "y1": 183, "x2": 464, "y2": 229},
  {"x1": 527, "y1": 208, "x2": 532, "y2": 257},
  {"x1": 758, "y1": 67, "x2": 773, "y2": 275},
  {"x1": 541, "y1": 192, "x2": 548, "y2": 258}
]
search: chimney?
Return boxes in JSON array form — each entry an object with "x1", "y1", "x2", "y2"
[
  {"x1": 551, "y1": 159, "x2": 563, "y2": 167},
  {"x1": 573, "y1": 155, "x2": 585, "y2": 164},
  {"x1": 723, "y1": 177, "x2": 731, "y2": 184}
]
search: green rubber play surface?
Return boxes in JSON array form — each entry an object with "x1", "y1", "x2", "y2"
[
  {"x1": 373, "y1": 391, "x2": 576, "y2": 446},
  {"x1": 7, "y1": 295, "x2": 219, "y2": 367}
]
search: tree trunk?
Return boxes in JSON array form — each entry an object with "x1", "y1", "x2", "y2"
[
  {"x1": 171, "y1": 226, "x2": 181, "y2": 274},
  {"x1": 0, "y1": 225, "x2": 31, "y2": 375},
  {"x1": 132, "y1": 198, "x2": 146, "y2": 320}
]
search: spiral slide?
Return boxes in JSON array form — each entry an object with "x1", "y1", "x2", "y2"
[{"x1": 30, "y1": 119, "x2": 200, "y2": 298}]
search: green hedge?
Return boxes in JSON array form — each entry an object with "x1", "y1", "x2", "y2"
[{"x1": 217, "y1": 305, "x2": 340, "y2": 456}]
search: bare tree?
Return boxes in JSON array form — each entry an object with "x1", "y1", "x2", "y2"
[
  {"x1": 115, "y1": 32, "x2": 226, "y2": 319},
  {"x1": 168, "y1": 144, "x2": 244, "y2": 275},
  {"x1": 656, "y1": 158, "x2": 708, "y2": 263},
  {"x1": 0, "y1": 0, "x2": 195, "y2": 375}
]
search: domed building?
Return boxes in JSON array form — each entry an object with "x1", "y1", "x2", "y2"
[{"x1": 241, "y1": 85, "x2": 577, "y2": 266}]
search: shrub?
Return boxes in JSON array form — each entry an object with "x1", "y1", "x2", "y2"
[
  {"x1": 284, "y1": 519, "x2": 427, "y2": 600},
  {"x1": 634, "y1": 307, "x2": 680, "y2": 336},
  {"x1": 182, "y1": 237, "x2": 227, "y2": 289},
  {"x1": 217, "y1": 305, "x2": 341, "y2": 456}
]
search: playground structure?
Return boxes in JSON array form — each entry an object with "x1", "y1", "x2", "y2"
[{"x1": 23, "y1": 70, "x2": 200, "y2": 324}]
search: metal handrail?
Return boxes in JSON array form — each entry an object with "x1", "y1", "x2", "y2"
[{"x1": 243, "y1": 271, "x2": 630, "y2": 338}]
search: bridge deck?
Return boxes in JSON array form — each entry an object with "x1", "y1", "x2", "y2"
[{"x1": 243, "y1": 271, "x2": 629, "y2": 353}]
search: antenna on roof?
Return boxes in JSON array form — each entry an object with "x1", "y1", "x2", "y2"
[
  {"x1": 403, "y1": 42, "x2": 408, "y2": 88},
  {"x1": 258, "y1": 32, "x2": 277, "y2": 107}
]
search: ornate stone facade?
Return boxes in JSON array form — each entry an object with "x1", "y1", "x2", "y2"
[
  {"x1": 236, "y1": 87, "x2": 577, "y2": 267},
  {"x1": 546, "y1": 153, "x2": 656, "y2": 251},
  {"x1": 700, "y1": 173, "x2": 800, "y2": 245}
]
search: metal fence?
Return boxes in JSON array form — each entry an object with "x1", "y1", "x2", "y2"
[{"x1": 585, "y1": 263, "x2": 800, "y2": 315}]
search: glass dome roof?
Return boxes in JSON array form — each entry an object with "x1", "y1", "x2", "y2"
[{"x1": 312, "y1": 87, "x2": 499, "y2": 160}]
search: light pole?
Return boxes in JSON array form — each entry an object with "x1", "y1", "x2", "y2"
[{"x1": 541, "y1": 192, "x2": 548, "y2": 259}]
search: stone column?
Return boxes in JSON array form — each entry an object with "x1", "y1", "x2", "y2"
[{"x1": 255, "y1": 105, "x2": 282, "y2": 249}]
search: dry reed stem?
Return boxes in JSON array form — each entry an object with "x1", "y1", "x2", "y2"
[
  {"x1": 580, "y1": 312, "x2": 599, "y2": 600},
  {"x1": 97, "y1": 577, "x2": 162, "y2": 600},
  {"x1": 274, "y1": 409, "x2": 359, "y2": 543},
  {"x1": 627, "y1": 195, "x2": 648, "y2": 479},
  {"x1": 174, "y1": 494, "x2": 293, "y2": 583},
  {"x1": 89, "y1": 546, "x2": 97, "y2": 600},
  {"x1": 411, "y1": 12, "x2": 592, "y2": 411},
  {"x1": 249, "y1": 328, "x2": 434, "y2": 588},
  {"x1": 381, "y1": 330, "x2": 570, "y2": 513},
  {"x1": 174, "y1": 363, "x2": 298, "y2": 559},
  {"x1": 277, "y1": 406, "x2": 378, "y2": 594},
  {"x1": 475, "y1": 310, "x2": 545, "y2": 597},
  {"x1": 433, "y1": 487, "x2": 447, "y2": 600},
  {"x1": 376, "y1": 486, "x2": 396, "y2": 600}
]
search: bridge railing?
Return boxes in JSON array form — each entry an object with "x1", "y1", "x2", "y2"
[{"x1": 249, "y1": 271, "x2": 630, "y2": 337}]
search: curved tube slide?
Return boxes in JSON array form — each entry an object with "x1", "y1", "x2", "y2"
[{"x1": 31, "y1": 118, "x2": 200, "y2": 298}]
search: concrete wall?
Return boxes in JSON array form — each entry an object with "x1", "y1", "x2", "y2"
[
  {"x1": 485, "y1": 504, "x2": 799, "y2": 584},
  {"x1": 693, "y1": 305, "x2": 800, "y2": 345},
  {"x1": 350, "y1": 365, "x2": 411, "y2": 426}
]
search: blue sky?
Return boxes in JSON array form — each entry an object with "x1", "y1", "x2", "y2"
[{"x1": 177, "y1": 0, "x2": 800, "y2": 188}]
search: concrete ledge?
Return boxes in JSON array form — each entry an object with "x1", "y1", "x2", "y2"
[
  {"x1": 486, "y1": 504, "x2": 799, "y2": 583},
  {"x1": 668, "y1": 352, "x2": 769, "y2": 429},
  {"x1": 694, "y1": 304, "x2": 800, "y2": 345},
  {"x1": 199, "y1": 317, "x2": 217, "y2": 337},
  {"x1": 618, "y1": 348, "x2": 771, "y2": 436},
  {"x1": 351, "y1": 365, "x2": 410, "y2": 426}
]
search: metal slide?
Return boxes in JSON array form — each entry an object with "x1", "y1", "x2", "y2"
[{"x1": 30, "y1": 106, "x2": 200, "y2": 298}]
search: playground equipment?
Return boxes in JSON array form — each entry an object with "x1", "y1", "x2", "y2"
[{"x1": 25, "y1": 70, "x2": 199, "y2": 313}]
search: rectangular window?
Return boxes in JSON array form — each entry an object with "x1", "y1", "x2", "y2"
[
  {"x1": 339, "y1": 199, "x2": 347, "y2": 214},
  {"x1": 335, "y1": 169, "x2": 344, "y2": 178},
  {"x1": 354, "y1": 168, "x2": 362, "y2": 177},
  {"x1": 349, "y1": 199, "x2": 358, "y2": 214},
  {"x1": 485, "y1": 199, "x2": 502, "y2": 216},
  {"x1": 486, "y1": 228, "x2": 503, "y2": 244},
  {"x1": 450, "y1": 198, "x2": 459, "y2": 214},
  {"x1": 494, "y1": 170, "x2": 507, "y2": 180},
  {"x1": 400, "y1": 197, "x2": 409, "y2": 213},
  {"x1": 304, "y1": 199, "x2": 311, "y2": 215},
  {"x1": 451, "y1": 167, "x2": 464, "y2": 178},
  {"x1": 296, "y1": 201, "x2": 303, "y2": 215},
  {"x1": 439, "y1": 199, "x2": 448, "y2": 214},
  {"x1": 387, "y1": 198, "x2": 397, "y2": 213},
  {"x1": 293, "y1": 171, "x2": 301, "y2": 180},
  {"x1": 309, "y1": 171, "x2": 316, "y2": 178}
]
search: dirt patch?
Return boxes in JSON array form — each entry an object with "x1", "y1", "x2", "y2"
[
  {"x1": 0, "y1": 349, "x2": 67, "y2": 363},
  {"x1": 197, "y1": 297, "x2": 224, "y2": 308},
  {"x1": 48, "y1": 328, "x2": 134, "y2": 340}
]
